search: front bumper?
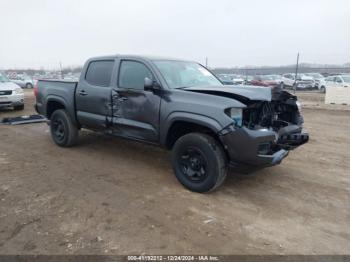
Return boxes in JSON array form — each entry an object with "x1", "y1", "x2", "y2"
[
  {"x1": 0, "y1": 94, "x2": 24, "y2": 108},
  {"x1": 219, "y1": 125, "x2": 308, "y2": 173}
]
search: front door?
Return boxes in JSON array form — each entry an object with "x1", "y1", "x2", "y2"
[{"x1": 112, "y1": 60, "x2": 161, "y2": 143}]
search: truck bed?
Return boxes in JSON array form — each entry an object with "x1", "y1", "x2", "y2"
[{"x1": 36, "y1": 79, "x2": 78, "y2": 124}]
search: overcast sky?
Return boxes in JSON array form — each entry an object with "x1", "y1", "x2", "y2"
[{"x1": 1, "y1": 0, "x2": 349, "y2": 69}]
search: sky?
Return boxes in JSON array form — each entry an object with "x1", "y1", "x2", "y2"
[{"x1": 1, "y1": 0, "x2": 350, "y2": 69}]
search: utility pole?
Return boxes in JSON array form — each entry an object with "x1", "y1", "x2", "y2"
[
  {"x1": 294, "y1": 52, "x2": 299, "y2": 94},
  {"x1": 205, "y1": 57, "x2": 208, "y2": 68},
  {"x1": 59, "y1": 61, "x2": 63, "y2": 79}
]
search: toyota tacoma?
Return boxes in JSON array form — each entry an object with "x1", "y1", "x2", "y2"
[{"x1": 35, "y1": 55, "x2": 308, "y2": 192}]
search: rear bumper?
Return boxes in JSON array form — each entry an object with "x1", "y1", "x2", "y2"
[{"x1": 219, "y1": 125, "x2": 308, "y2": 173}]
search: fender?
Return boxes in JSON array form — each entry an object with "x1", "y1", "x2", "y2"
[
  {"x1": 45, "y1": 95, "x2": 78, "y2": 126},
  {"x1": 160, "y1": 111, "x2": 223, "y2": 146}
]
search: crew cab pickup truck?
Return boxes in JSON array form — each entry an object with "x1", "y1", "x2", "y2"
[{"x1": 35, "y1": 55, "x2": 309, "y2": 192}]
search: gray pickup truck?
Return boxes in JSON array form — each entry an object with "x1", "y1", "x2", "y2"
[{"x1": 35, "y1": 55, "x2": 308, "y2": 192}]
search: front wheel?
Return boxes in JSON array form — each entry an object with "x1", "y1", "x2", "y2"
[
  {"x1": 171, "y1": 133, "x2": 227, "y2": 193},
  {"x1": 26, "y1": 83, "x2": 33, "y2": 89},
  {"x1": 50, "y1": 109, "x2": 78, "y2": 147}
]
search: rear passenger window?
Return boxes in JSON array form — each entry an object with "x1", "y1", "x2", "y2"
[
  {"x1": 118, "y1": 61, "x2": 153, "y2": 90},
  {"x1": 85, "y1": 60, "x2": 114, "y2": 87}
]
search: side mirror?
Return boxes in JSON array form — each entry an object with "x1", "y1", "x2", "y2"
[{"x1": 144, "y1": 77, "x2": 161, "y2": 91}]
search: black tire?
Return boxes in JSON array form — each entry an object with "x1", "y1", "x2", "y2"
[
  {"x1": 26, "y1": 83, "x2": 33, "y2": 89},
  {"x1": 171, "y1": 133, "x2": 227, "y2": 193},
  {"x1": 320, "y1": 86, "x2": 326, "y2": 93},
  {"x1": 50, "y1": 109, "x2": 78, "y2": 147},
  {"x1": 14, "y1": 104, "x2": 24, "y2": 110}
]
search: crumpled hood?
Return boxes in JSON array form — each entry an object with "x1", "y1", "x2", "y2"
[
  {"x1": 0, "y1": 81, "x2": 20, "y2": 91},
  {"x1": 184, "y1": 85, "x2": 272, "y2": 102}
]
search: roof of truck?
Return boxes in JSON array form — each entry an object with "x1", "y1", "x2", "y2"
[{"x1": 88, "y1": 54, "x2": 194, "y2": 63}]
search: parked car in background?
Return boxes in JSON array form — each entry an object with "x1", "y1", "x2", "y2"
[
  {"x1": 325, "y1": 75, "x2": 350, "y2": 88},
  {"x1": 244, "y1": 75, "x2": 254, "y2": 85},
  {"x1": 304, "y1": 73, "x2": 326, "y2": 92},
  {"x1": 217, "y1": 74, "x2": 234, "y2": 85},
  {"x1": 281, "y1": 73, "x2": 296, "y2": 87},
  {"x1": 229, "y1": 74, "x2": 245, "y2": 85},
  {"x1": 250, "y1": 75, "x2": 281, "y2": 87},
  {"x1": 282, "y1": 73, "x2": 315, "y2": 90},
  {"x1": 325, "y1": 75, "x2": 350, "y2": 104},
  {"x1": 10, "y1": 75, "x2": 35, "y2": 88},
  {"x1": 0, "y1": 72, "x2": 24, "y2": 110}
]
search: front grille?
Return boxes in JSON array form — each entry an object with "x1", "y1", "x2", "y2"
[{"x1": 0, "y1": 90, "x2": 12, "y2": 95}]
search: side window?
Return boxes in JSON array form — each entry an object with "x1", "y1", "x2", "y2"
[
  {"x1": 118, "y1": 61, "x2": 153, "y2": 90},
  {"x1": 85, "y1": 60, "x2": 114, "y2": 87}
]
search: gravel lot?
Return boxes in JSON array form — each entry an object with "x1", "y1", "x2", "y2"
[{"x1": 0, "y1": 89, "x2": 349, "y2": 254}]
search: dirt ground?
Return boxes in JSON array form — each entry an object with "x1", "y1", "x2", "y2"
[{"x1": 0, "y1": 89, "x2": 349, "y2": 255}]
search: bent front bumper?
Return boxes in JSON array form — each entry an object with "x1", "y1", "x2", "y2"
[{"x1": 219, "y1": 125, "x2": 308, "y2": 173}]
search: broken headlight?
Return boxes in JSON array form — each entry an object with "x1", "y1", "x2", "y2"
[{"x1": 225, "y1": 107, "x2": 243, "y2": 127}]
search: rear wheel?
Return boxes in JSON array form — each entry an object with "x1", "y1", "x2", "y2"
[
  {"x1": 50, "y1": 109, "x2": 78, "y2": 147},
  {"x1": 171, "y1": 133, "x2": 227, "y2": 193},
  {"x1": 320, "y1": 86, "x2": 326, "y2": 93},
  {"x1": 26, "y1": 83, "x2": 33, "y2": 89}
]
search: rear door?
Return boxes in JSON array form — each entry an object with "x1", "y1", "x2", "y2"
[
  {"x1": 76, "y1": 59, "x2": 115, "y2": 129},
  {"x1": 111, "y1": 59, "x2": 161, "y2": 143}
]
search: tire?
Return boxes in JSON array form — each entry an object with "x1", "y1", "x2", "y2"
[
  {"x1": 50, "y1": 109, "x2": 78, "y2": 147},
  {"x1": 14, "y1": 104, "x2": 24, "y2": 110},
  {"x1": 320, "y1": 86, "x2": 326, "y2": 93},
  {"x1": 171, "y1": 133, "x2": 227, "y2": 193},
  {"x1": 26, "y1": 83, "x2": 33, "y2": 89}
]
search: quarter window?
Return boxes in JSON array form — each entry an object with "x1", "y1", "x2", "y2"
[
  {"x1": 118, "y1": 61, "x2": 153, "y2": 90},
  {"x1": 85, "y1": 60, "x2": 114, "y2": 87}
]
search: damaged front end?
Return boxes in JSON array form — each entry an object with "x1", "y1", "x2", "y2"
[
  {"x1": 242, "y1": 90, "x2": 309, "y2": 150},
  {"x1": 219, "y1": 87, "x2": 309, "y2": 172}
]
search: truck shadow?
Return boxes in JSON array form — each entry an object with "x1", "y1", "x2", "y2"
[{"x1": 76, "y1": 130, "x2": 279, "y2": 194}]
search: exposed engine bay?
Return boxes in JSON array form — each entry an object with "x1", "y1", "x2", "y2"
[
  {"x1": 185, "y1": 85, "x2": 309, "y2": 150},
  {"x1": 242, "y1": 97, "x2": 302, "y2": 131},
  {"x1": 242, "y1": 89, "x2": 308, "y2": 150}
]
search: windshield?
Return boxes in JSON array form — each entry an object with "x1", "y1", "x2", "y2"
[
  {"x1": 153, "y1": 60, "x2": 222, "y2": 89},
  {"x1": 0, "y1": 73, "x2": 10, "y2": 82},
  {"x1": 342, "y1": 76, "x2": 350, "y2": 83}
]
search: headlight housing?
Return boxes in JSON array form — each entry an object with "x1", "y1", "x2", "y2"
[
  {"x1": 14, "y1": 88, "x2": 24, "y2": 94},
  {"x1": 225, "y1": 107, "x2": 243, "y2": 127}
]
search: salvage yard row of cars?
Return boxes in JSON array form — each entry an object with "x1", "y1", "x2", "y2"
[{"x1": 216, "y1": 72, "x2": 349, "y2": 93}]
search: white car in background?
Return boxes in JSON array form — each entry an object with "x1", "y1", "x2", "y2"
[
  {"x1": 228, "y1": 74, "x2": 245, "y2": 85},
  {"x1": 9, "y1": 75, "x2": 34, "y2": 88},
  {"x1": 0, "y1": 72, "x2": 24, "y2": 110},
  {"x1": 325, "y1": 75, "x2": 350, "y2": 104},
  {"x1": 325, "y1": 75, "x2": 350, "y2": 89},
  {"x1": 304, "y1": 73, "x2": 326, "y2": 92},
  {"x1": 281, "y1": 73, "x2": 315, "y2": 89}
]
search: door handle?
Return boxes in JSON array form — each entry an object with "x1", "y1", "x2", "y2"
[{"x1": 79, "y1": 90, "x2": 88, "y2": 96}]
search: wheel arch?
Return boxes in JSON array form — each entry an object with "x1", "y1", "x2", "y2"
[{"x1": 162, "y1": 112, "x2": 223, "y2": 150}]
